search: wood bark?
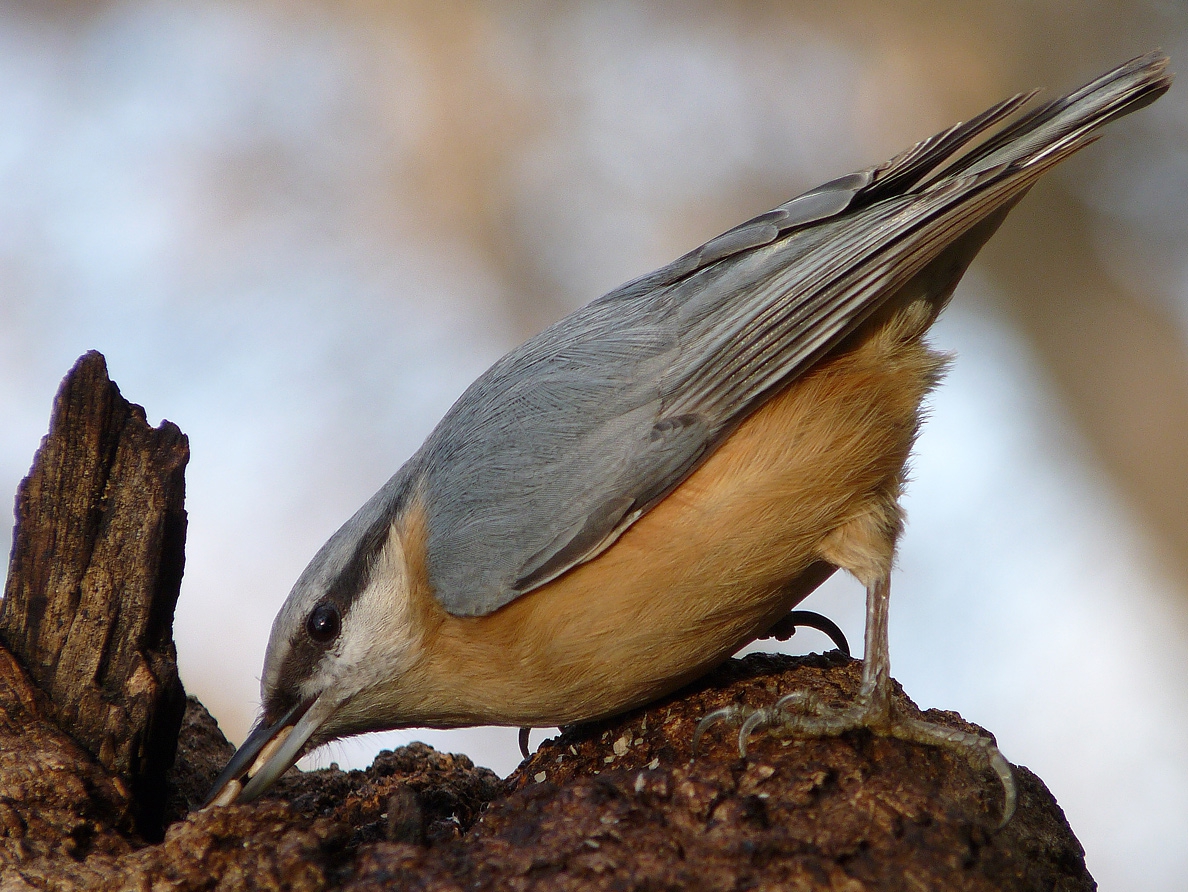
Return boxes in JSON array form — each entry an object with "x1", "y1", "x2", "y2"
[{"x1": 0, "y1": 351, "x2": 188, "y2": 840}]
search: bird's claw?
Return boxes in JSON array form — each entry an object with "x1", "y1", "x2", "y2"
[
  {"x1": 735, "y1": 691, "x2": 827, "y2": 757},
  {"x1": 889, "y1": 716, "x2": 1017, "y2": 829},
  {"x1": 692, "y1": 705, "x2": 746, "y2": 756},
  {"x1": 693, "y1": 690, "x2": 1016, "y2": 828},
  {"x1": 763, "y1": 610, "x2": 851, "y2": 656},
  {"x1": 693, "y1": 691, "x2": 827, "y2": 758}
]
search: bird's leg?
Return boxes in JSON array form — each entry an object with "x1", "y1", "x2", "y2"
[
  {"x1": 760, "y1": 561, "x2": 851, "y2": 654},
  {"x1": 856, "y1": 572, "x2": 892, "y2": 722},
  {"x1": 697, "y1": 572, "x2": 1017, "y2": 826}
]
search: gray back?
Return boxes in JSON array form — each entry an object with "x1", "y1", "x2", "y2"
[{"x1": 353, "y1": 54, "x2": 1169, "y2": 618}]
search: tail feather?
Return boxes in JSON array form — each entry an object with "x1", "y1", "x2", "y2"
[{"x1": 926, "y1": 50, "x2": 1172, "y2": 185}]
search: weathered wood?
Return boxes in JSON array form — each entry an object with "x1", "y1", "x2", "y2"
[
  {"x1": 345, "y1": 654, "x2": 1095, "y2": 892},
  {"x1": 0, "y1": 351, "x2": 189, "y2": 840},
  {"x1": 0, "y1": 644, "x2": 136, "y2": 865},
  {"x1": 1, "y1": 652, "x2": 1097, "y2": 891}
]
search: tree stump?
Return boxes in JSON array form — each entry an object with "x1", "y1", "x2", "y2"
[{"x1": 0, "y1": 351, "x2": 188, "y2": 840}]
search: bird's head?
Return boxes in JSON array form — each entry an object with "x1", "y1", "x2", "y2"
[{"x1": 205, "y1": 490, "x2": 423, "y2": 806}]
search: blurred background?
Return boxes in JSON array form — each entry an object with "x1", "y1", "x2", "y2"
[{"x1": 1, "y1": 1, "x2": 1186, "y2": 887}]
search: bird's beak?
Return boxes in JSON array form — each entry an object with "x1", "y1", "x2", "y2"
[{"x1": 203, "y1": 694, "x2": 333, "y2": 806}]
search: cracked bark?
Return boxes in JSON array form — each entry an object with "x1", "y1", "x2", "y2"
[{"x1": 0, "y1": 351, "x2": 188, "y2": 841}]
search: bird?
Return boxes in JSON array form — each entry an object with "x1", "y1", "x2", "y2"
[{"x1": 205, "y1": 53, "x2": 1172, "y2": 824}]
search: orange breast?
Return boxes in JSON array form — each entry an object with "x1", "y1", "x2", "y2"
[{"x1": 394, "y1": 300, "x2": 946, "y2": 728}]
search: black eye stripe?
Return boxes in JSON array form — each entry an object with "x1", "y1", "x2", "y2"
[
  {"x1": 306, "y1": 602, "x2": 341, "y2": 644},
  {"x1": 268, "y1": 508, "x2": 398, "y2": 719}
]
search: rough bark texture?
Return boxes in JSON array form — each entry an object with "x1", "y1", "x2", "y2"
[
  {"x1": 343, "y1": 653, "x2": 1095, "y2": 892},
  {"x1": 0, "y1": 353, "x2": 1096, "y2": 890},
  {"x1": 163, "y1": 696, "x2": 237, "y2": 824},
  {"x1": 0, "y1": 351, "x2": 189, "y2": 840},
  {"x1": 0, "y1": 644, "x2": 136, "y2": 866}
]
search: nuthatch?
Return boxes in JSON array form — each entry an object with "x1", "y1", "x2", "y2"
[{"x1": 207, "y1": 54, "x2": 1171, "y2": 820}]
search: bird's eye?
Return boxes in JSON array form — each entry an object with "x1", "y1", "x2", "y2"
[{"x1": 306, "y1": 602, "x2": 341, "y2": 644}]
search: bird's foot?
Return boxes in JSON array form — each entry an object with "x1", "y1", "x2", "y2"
[{"x1": 694, "y1": 686, "x2": 1016, "y2": 828}]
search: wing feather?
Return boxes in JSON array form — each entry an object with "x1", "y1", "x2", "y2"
[{"x1": 408, "y1": 53, "x2": 1170, "y2": 617}]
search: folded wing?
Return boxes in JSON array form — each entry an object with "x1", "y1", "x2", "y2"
[{"x1": 410, "y1": 52, "x2": 1170, "y2": 617}]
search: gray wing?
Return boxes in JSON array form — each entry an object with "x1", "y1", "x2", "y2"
[{"x1": 408, "y1": 53, "x2": 1169, "y2": 617}]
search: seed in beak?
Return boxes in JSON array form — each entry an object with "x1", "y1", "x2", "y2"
[
  {"x1": 248, "y1": 725, "x2": 294, "y2": 780},
  {"x1": 208, "y1": 778, "x2": 243, "y2": 808}
]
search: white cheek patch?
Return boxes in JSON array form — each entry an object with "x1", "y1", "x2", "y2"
[{"x1": 306, "y1": 523, "x2": 421, "y2": 706}]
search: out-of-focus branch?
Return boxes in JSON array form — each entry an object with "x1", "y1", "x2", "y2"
[{"x1": 981, "y1": 183, "x2": 1188, "y2": 589}]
